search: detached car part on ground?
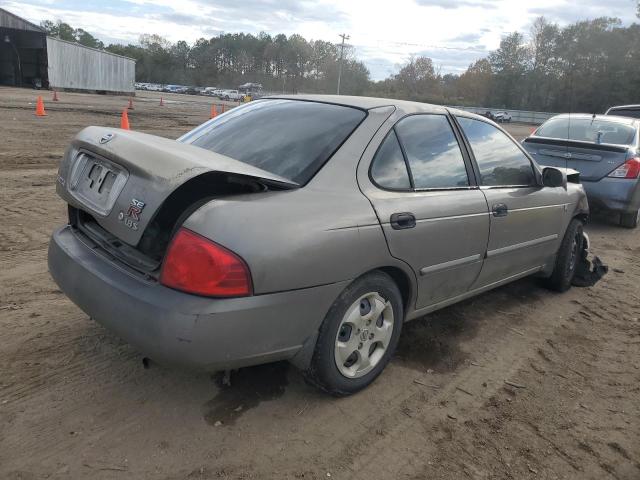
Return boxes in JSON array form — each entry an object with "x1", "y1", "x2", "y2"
[
  {"x1": 523, "y1": 114, "x2": 640, "y2": 228},
  {"x1": 49, "y1": 96, "x2": 604, "y2": 396}
]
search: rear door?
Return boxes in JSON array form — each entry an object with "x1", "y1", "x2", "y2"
[
  {"x1": 361, "y1": 113, "x2": 490, "y2": 309},
  {"x1": 455, "y1": 116, "x2": 566, "y2": 287}
]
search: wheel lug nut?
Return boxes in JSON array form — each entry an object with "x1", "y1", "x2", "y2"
[
  {"x1": 358, "y1": 342, "x2": 363, "y2": 350},
  {"x1": 369, "y1": 333, "x2": 374, "y2": 340}
]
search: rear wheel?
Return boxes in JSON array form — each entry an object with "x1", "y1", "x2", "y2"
[
  {"x1": 620, "y1": 209, "x2": 639, "y2": 229},
  {"x1": 306, "y1": 271, "x2": 403, "y2": 396},
  {"x1": 544, "y1": 218, "x2": 584, "y2": 292}
]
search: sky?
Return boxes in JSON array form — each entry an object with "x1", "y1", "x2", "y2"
[{"x1": 2, "y1": 0, "x2": 638, "y2": 80}]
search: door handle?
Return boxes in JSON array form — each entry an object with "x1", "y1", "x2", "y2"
[
  {"x1": 390, "y1": 212, "x2": 416, "y2": 230},
  {"x1": 492, "y1": 203, "x2": 508, "y2": 217}
]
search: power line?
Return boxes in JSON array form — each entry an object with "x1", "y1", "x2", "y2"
[{"x1": 363, "y1": 40, "x2": 488, "y2": 54}]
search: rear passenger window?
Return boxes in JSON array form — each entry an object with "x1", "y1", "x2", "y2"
[
  {"x1": 395, "y1": 115, "x2": 469, "y2": 189},
  {"x1": 370, "y1": 130, "x2": 411, "y2": 189},
  {"x1": 457, "y1": 117, "x2": 536, "y2": 186}
]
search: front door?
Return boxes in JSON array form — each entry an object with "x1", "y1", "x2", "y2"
[
  {"x1": 362, "y1": 113, "x2": 490, "y2": 309},
  {"x1": 455, "y1": 116, "x2": 566, "y2": 287}
]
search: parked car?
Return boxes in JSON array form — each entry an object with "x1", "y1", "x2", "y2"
[
  {"x1": 49, "y1": 96, "x2": 590, "y2": 395},
  {"x1": 482, "y1": 110, "x2": 496, "y2": 120},
  {"x1": 493, "y1": 111, "x2": 512, "y2": 123},
  {"x1": 605, "y1": 104, "x2": 640, "y2": 119},
  {"x1": 202, "y1": 87, "x2": 218, "y2": 96},
  {"x1": 523, "y1": 114, "x2": 640, "y2": 228},
  {"x1": 221, "y1": 89, "x2": 242, "y2": 101}
]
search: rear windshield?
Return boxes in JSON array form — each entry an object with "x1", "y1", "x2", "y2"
[
  {"x1": 182, "y1": 99, "x2": 366, "y2": 184},
  {"x1": 607, "y1": 108, "x2": 640, "y2": 119},
  {"x1": 535, "y1": 117, "x2": 636, "y2": 145}
]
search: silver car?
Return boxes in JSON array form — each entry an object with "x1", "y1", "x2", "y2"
[
  {"x1": 523, "y1": 114, "x2": 640, "y2": 228},
  {"x1": 49, "y1": 96, "x2": 589, "y2": 395},
  {"x1": 605, "y1": 104, "x2": 640, "y2": 119}
]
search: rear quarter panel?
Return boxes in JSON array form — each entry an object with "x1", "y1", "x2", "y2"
[{"x1": 183, "y1": 105, "x2": 416, "y2": 295}]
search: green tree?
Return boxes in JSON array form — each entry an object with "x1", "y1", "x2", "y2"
[{"x1": 489, "y1": 32, "x2": 531, "y2": 108}]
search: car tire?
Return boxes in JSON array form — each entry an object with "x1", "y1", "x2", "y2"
[
  {"x1": 544, "y1": 218, "x2": 584, "y2": 292},
  {"x1": 620, "y1": 210, "x2": 639, "y2": 229},
  {"x1": 305, "y1": 271, "x2": 403, "y2": 396}
]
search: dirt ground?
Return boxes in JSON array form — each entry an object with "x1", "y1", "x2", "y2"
[{"x1": 0, "y1": 86, "x2": 638, "y2": 480}]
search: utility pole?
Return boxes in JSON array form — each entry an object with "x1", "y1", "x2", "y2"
[{"x1": 337, "y1": 33, "x2": 350, "y2": 95}]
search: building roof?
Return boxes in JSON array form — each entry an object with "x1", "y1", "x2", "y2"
[
  {"x1": 46, "y1": 36, "x2": 136, "y2": 62},
  {"x1": 0, "y1": 7, "x2": 45, "y2": 33}
]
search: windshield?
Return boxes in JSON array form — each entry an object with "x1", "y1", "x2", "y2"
[
  {"x1": 181, "y1": 99, "x2": 366, "y2": 184},
  {"x1": 535, "y1": 117, "x2": 636, "y2": 145},
  {"x1": 607, "y1": 108, "x2": 640, "y2": 119}
]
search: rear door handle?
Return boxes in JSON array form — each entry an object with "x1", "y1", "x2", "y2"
[
  {"x1": 390, "y1": 212, "x2": 416, "y2": 230},
  {"x1": 492, "y1": 203, "x2": 508, "y2": 217}
]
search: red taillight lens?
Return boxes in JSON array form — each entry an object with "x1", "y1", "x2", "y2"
[
  {"x1": 608, "y1": 157, "x2": 640, "y2": 179},
  {"x1": 160, "y1": 228, "x2": 252, "y2": 297}
]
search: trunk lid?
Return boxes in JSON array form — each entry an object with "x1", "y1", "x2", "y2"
[
  {"x1": 57, "y1": 126, "x2": 298, "y2": 248},
  {"x1": 522, "y1": 137, "x2": 630, "y2": 181}
]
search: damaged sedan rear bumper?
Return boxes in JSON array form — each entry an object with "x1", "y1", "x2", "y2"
[{"x1": 48, "y1": 225, "x2": 347, "y2": 371}]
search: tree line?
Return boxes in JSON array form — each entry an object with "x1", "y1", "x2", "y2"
[{"x1": 41, "y1": 15, "x2": 640, "y2": 113}]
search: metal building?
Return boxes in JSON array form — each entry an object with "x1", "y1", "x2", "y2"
[{"x1": 0, "y1": 7, "x2": 135, "y2": 94}]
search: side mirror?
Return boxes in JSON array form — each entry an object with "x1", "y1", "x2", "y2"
[{"x1": 542, "y1": 167, "x2": 566, "y2": 189}]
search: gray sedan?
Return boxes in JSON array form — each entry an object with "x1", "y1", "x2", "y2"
[
  {"x1": 49, "y1": 96, "x2": 589, "y2": 395},
  {"x1": 523, "y1": 114, "x2": 640, "y2": 228}
]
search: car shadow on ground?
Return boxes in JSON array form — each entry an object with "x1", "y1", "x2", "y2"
[
  {"x1": 394, "y1": 277, "x2": 543, "y2": 373},
  {"x1": 199, "y1": 277, "x2": 545, "y2": 424}
]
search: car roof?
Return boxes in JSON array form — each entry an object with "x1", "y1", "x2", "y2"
[
  {"x1": 265, "y1": 94, "x2": 453, "y2": 114},
  {"x1": 607, "y1": 104, "x2": 640, "y2": 110},
  {"x1": 259, "y1": 95, "x2": 499, "y2": 125},
  {"x1": 547, "y1": 113, "x2": 639, "y2": 127}
]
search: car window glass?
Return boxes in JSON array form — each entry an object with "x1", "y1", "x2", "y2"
[
  {"x1": 608, "y1": 109, "x2": 640, "y2": 120},
  {"x1": 394, "y1": 115, "x2": 469, "y2": 189},
  {"x1": 457, "y1": 117, "x2": 536, "y2": 186},
  {"x1": 183, "y1": 99, "x2": 366, "y2": 184},
  {"x1": 536, "y1": 117, "x2": 636, "y2": 145},
  {"x1": 370, "y1": 130, "x2": 411, "y2": 189}
]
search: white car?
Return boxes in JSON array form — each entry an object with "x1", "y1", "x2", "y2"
[
  {"x1": 202, "y1": 87, "x2": 218, "y2": 96},
  {"x1": 493, "y1": 111, "x2": 512, "y2": 123},
  {"x1": 221, "y1": 89, "x2": 242, "y2": 101}
]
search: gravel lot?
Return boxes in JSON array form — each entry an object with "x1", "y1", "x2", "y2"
[{"x1": 0, "y1": 87, "x2": 638, "y2": 480}]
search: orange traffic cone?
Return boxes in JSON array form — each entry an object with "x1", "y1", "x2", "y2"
[
  {"x1": 210, "y1": 105, "x2": 217, "y2": 119},
  {"x1": 127, "y1": 97, "x2": 134, "y2": 110},
  {"x1": 120, "y1": 109, "x2": 130, "y2": 130},
  {"x1": 52, "y1": 90, "x2": 59, "y2": 102},
  {"x1": 35, "y1": 96, "x2": 47, "y2": 116},
  {"x1": 221, "y1": 104, "x2": 226, "y2": 113},
  {"x1": 159, "y1": 97, "x2": 164, "y2": 106}
]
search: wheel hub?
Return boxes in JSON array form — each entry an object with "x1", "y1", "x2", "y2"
[
  {"x1": 360, "y1": 328, "x2": 370, "y2": 342},
  {"x1": 334, "y1": 292, "x2": 394, "y2": 379}
]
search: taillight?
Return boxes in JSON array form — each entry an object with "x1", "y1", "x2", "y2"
[
  {"x1": 160, "y1": 228, "x2": 252, "y2": 297},
  {"x1": 607, "y1": 158, "x2": 640, "y2": 179}
]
